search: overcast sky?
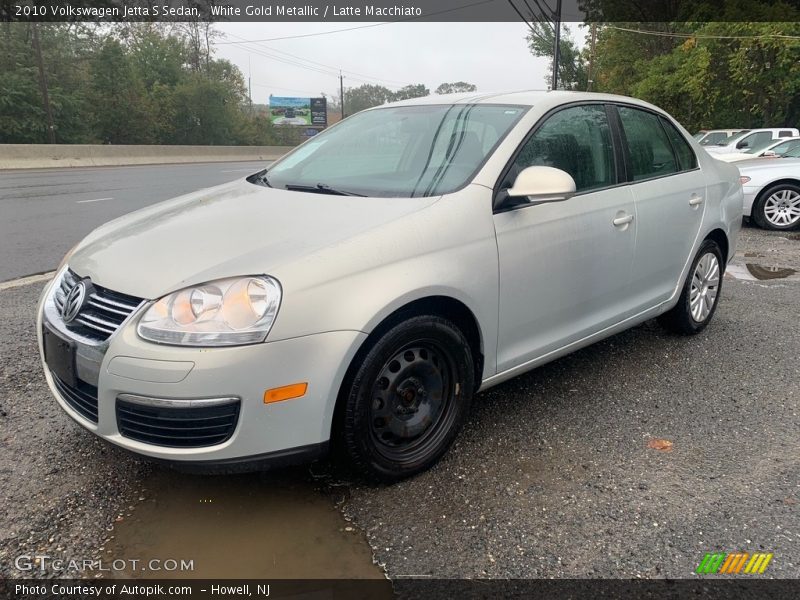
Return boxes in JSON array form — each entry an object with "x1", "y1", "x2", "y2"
[{"x1": 214, "y1": 22, "x2": 585, "y2": 104}]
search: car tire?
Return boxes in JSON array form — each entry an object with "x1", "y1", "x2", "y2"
[
  {"x1": 658, "y1": 239, "x2": 724, "y2": 335},
  {"x1": 338, "y1": 315, "x2": 474, "y2": 482},
  {"x1": 752, "y1": 182, "x2": 800, "y2": 230}
]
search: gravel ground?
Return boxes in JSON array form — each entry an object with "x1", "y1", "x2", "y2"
[
  {"x1": 0, "y1": 282, "x2": 153, "y2": 579},
  {"x1": 0, "y1": 224, "x2": 798, "y2": 580},
  {"x1": 341, "y1": 226, "x2": 800, "y2": 579}
]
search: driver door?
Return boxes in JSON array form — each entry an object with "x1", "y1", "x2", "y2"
[{"x1": 493, "y1": 104, "x2": 638, "y2": 372}]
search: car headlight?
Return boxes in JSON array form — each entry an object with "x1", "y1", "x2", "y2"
[{"x1": 137, "y1": 276, "x2": 282, "y2": 346}]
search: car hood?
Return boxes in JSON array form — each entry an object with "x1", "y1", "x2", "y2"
[
  {"x1": 737, "y1": 157, "x2": 800, "y2": 173},
  {"x1": 69, "y1": 179, "x2": 438, "y2": 299}
]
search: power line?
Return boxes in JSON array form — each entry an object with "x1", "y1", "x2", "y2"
[
  {"x1": 216, "y1": 0, "x2": 495, "y2": 45},
  {"x1": 604, "y1": 25, "x2": 800, "y2": 40},
  {"x1": 223, "y1": 31, "x2": 417, "y2": 88}
]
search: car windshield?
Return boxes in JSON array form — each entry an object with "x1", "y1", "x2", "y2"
[
  {"x1": 745, "y1": 140, "x2": 778, "y2": 154},
  {"x1": 783, "y1": 144, "x2": 800, "y2": 158},
  {"x1": 771, "y1": 140, "x2": 800, "y2": 156},
  {"x1": 264, "y1": 104, "x2": 527, "y2": 198}
]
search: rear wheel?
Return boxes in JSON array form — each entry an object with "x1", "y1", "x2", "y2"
[
  {"x1": 339, "y1": 315, "x2": 474, "y2": 482},
  {"x1": 753, "y1": 183, "x2": 800, "y2": 230},
  {"x1": 658, "y1": 239, "x2": 724, "y2": 335}
]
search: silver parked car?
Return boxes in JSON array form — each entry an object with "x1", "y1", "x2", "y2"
[
  {"x1": 737, "y1": 147, "x2": 800, "y2": 230},
  {"x1": 37, "y1": 92, "x2": 742, "y2": 480},
  {"x1": 714, "y1": 137, "x2": 800, "y2": 163}
]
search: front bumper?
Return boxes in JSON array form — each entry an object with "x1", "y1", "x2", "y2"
[{"x1": 37, "y1": 274, "x2": 366, "y2": 464}]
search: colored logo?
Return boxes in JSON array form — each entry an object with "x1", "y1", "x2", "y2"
[{"x1": 696, "y1": 552, "x2": 773, "y2": 574}]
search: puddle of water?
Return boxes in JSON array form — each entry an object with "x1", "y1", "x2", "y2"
[
  {"x1": 726, "y1": 262, "x2": 798, "y2": 281},
  {"x1": 104, "y1": 468, "x2": 386, "y2": 580}
]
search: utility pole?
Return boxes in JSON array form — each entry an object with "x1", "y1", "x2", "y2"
[
  {"x1": 31, "y1": 23, "x2": 56, "y2": 144},
  {"x1": 587, "y1": 22, "x2": 597, "y2": 91},
  {"x1": 248, "y1": 54, "x2": 253, "y2": 114},
  {"x1": 551, "y1": 0, "x2": 562, "y2": 91},
  {"x1": 339, "y1": 71, "x2": 345, "y2": 119}
]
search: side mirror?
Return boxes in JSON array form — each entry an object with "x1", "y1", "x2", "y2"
[
  {"x1": 505, "y1": 166, "x2": 577, "y2": 207},
  {"x1": 762, "y1": 150, "x2": 777, "y2": 157},
  {"x1": 736, "y1": 141, "x2": 749, "y2": 149}
]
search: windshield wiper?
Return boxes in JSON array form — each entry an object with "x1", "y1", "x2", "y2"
[{"x1": 284, "y1": 183, "x2": 364, "y2": 197}]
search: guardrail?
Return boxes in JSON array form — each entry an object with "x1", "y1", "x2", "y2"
[{"x1": 0, "y1": 144, "x2": 295, "y2": 169}]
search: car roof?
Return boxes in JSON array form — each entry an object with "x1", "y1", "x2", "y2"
[{"x1": 376, "y1": 90, "x2": 668, "y2": 113}]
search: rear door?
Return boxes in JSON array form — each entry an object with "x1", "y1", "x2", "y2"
[{"x1": 613, "y1": 105, "x2": 706, "y2": 308}]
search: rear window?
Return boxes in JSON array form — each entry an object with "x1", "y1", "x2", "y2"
[
  {"x1": 779, "y1": 130, "x2": 794, "y2": 137},
  {"x1": 659, "y1": 117, "x2": 698, "y2": 171},
  {"x1": 617, "y1": 106, "x2": 678, "y2": 180}
]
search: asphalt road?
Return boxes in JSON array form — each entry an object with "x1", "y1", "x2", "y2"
[
  {"x1": 0, "y1": 225, "x2": 798, "y2": 579},
  {"x1": 0, "y1": 161, "x2": 267, "y2": 282}
]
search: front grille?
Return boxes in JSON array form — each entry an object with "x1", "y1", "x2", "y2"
[
  {"x1": 51, "y1": 372, "x2": 99, "y2": 423},
  {"x1": 116, "y1": 399, "x2": 240, "y2": 448},
  {"x1": 54, "y1": 269, "x2": 143, "y2": 342}
]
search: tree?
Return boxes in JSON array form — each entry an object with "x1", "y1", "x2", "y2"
[
  {"x1": 344, "y1": 84, "x2": 393, "y2": 113},
  {"x1": 526, "y1": 22, "x2": 587, "y2": 90},
  {"x1": 390, "y1": 83, "x2": 430, "y2": 101},
  {"x1": 435, "y1": 82, "x2": 477, "y2": 94},
  {"x1": 592, "y1": 18, "x2": 800, "y2": 131},
  {"x1": 90, "y1": 39, "x2": 153, "y2": 144}
]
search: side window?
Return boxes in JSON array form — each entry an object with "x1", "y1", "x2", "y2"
[
  {"x1": 739, "y1": 132, "x2": 771, "y2": 149},
  {"x1": 779, "y1": 130, "x2": 793, "y2": 138},
  {"x1": 617, "y1": 106, "x2": 678, "y2": 180},
  {"x1": 509, "y1": 104, "x2": 616, "y2": 193},
  {"x1": 659, "y1": 117, "x2": 697, "y2": 171}
]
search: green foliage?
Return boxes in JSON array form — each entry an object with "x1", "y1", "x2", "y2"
[
  {"x1": 391, "y1": 83, "x2": 430, "y2": 101},
  {"x1": 344, "y1": 82, "x2": 431, "y2": 114},
  {"x1": 435, "y1": 82, "x2": 478, "y2": 94},
  {"x1": 0, "y1": 22, "x2": 281, "y2": 145},
  {"x1": 593, "y1": 19, "x2": 800, "y2": 130},
  {"x1": 526, "y1": 23, "x2": 588, "y2": 90}
]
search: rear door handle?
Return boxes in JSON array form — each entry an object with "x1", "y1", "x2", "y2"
[
  {"x1": 613, "y1": 214, "x2": 634, "y2": 227},
  {"x1": 689, "y1": 194, "x2": 704, "y2": 206}
]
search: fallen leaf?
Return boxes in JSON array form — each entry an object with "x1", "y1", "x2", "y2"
[{"x1": 647, "y1": 438, "x2": 674, "y2": 452}]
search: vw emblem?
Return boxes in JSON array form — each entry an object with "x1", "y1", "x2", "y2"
[{"x1": 61, "y1": 280, "x2": 88, "y2": 323}]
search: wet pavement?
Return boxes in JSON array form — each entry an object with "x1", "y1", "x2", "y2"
[{"x1": 104, "y1": 470, "x2": 385, "y2": 580}]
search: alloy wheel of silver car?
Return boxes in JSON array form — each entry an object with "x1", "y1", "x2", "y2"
[
  {"x1": 690, "y1": 252, "x2": 720, "y2": 323},
  {"x1": 763, "y1": 188, "x2": 800, "y2": 228}
]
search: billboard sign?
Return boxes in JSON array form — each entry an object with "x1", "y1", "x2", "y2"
[{"x1": 270, "y1": 96, "x2": 327, "y2": 127}]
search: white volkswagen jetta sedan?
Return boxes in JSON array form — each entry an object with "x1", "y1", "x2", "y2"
[{"x1": 38, "y1": 92, "x2": 742, "y2": 481}]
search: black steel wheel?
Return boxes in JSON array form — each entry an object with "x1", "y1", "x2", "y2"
[{"x1": 338, "y1": 315, "x2": 474, "y2": 481}]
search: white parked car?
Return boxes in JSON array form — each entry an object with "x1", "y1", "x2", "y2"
[
  {"x1": 715, "y1": 137, "x2": 800, "y2": 163},
  {"x1": 737, "y1": 147, "x2": 800, "y2": 230},
  {"x1": 706, "y1": 128, "x2": 800, "y2": 155},
  {"x1": 694, "y1": 129, "x2": 746, "y2": 146},
  {"x1": 37, "y1": 91, "x2": 742, "y2": 480}
]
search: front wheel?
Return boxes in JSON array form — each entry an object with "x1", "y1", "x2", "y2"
[
  {"x1": 658, "y1": 239, "x2": 724, "y2": 335},
  {"x1": 339, "y1": 315, "x2": 475, "y2": 482},
  {"x1": 753, "y1": 183, "x2": 800, "y2": 230}
]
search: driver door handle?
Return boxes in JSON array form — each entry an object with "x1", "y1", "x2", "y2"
[
  {"x1": 613, "y1": 214, "x2": 634, "y2": 227},
  {"x1": 689, "y1": 194, "x2": 704, "y2": 206}
]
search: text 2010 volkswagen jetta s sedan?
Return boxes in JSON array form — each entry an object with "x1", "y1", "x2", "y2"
[{"x1": 38, "y1": 92, "x2": 742, "y2": 481}]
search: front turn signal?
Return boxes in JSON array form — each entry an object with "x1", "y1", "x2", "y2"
[{"x1": 264, "y1": 382, "x2": 308, "y2": 404}]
